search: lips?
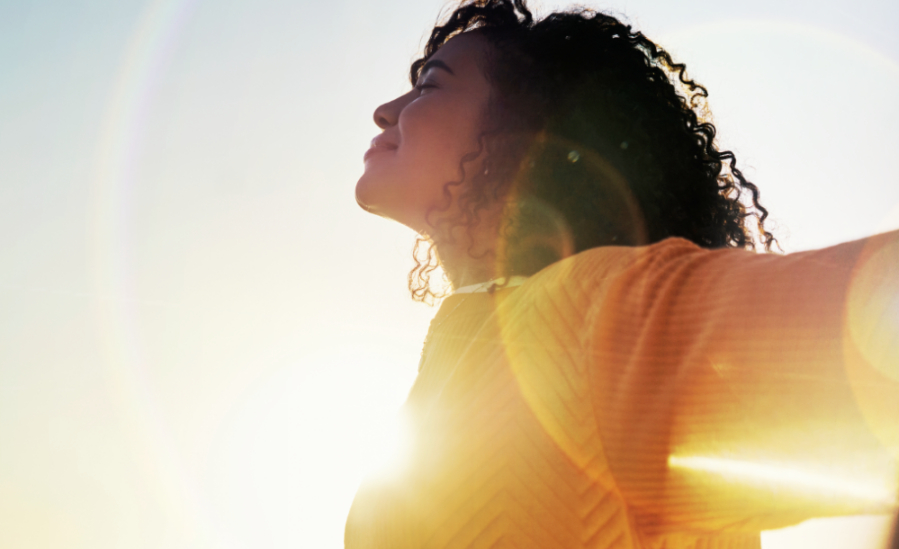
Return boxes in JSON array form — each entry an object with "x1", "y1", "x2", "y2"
[{"x1": 364, "y1": 135, "x2": 398, "y2": 162}]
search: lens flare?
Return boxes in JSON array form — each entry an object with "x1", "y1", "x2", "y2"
[{"x1": 668, "y1": 455, "x2": 897, "y2": 505}]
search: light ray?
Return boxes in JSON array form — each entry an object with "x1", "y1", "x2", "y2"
[{"x1": 669, "y1": 455, "x2": 897, "y2": 505}]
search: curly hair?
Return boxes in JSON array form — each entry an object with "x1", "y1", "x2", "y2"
[{"x1": 407, "y1": 0, "x2": 777, "y2": 303}]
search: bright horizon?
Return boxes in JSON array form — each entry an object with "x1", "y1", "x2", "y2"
[{"x1": 0, "y1": 0, "x2": 897, "y2": 547}]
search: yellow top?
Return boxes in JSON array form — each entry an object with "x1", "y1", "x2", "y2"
[{"x1": 345, "y1": 233, "x2": 899, "y2": 549}]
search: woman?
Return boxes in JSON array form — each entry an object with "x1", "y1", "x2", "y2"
[{"x1": 348, "y1": 1, "x2": 899, "y2": 548}]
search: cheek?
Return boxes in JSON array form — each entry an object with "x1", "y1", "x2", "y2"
[{"x1": 401, "y1": 104, "x2": 483, "y2": 180}]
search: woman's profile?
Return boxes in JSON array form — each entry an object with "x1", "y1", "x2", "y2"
[{"x1": 348, "y1": 1, "x2": 899, "y2": 547}]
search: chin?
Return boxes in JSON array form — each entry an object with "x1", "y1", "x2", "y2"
[
  {"x1": 355, "y1": 172, "x2": 424, "y2": 230},
  {"x1": 356, "y1": 198, "x2": 374, "y2": 214},
  {"x1": 355, "y1": 174, "x2": 379, "y2": 214}
]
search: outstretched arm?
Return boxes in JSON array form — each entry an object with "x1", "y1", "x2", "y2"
[{"x1": 586, "y1": 232, "x2": 899, "y2": 534}]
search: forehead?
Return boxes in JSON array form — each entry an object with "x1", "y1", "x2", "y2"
[{"x1": 424, "y1": 32, "x2": 490, "y2": 77}]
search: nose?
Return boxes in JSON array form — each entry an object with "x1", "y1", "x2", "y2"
[{"x1": 373, "y1": 93, "x2": 410, "y2": 130}]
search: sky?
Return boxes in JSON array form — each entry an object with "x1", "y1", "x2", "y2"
[{"x1": 0, "y1": 0, "x2": 897, "y2": 547}]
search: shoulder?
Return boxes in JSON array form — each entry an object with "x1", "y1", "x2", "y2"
[
  {"x1": 521, "y1": 237, "x2": 707, "y2": 297},
  {"x1": 496, "y1": 238, "x2": 704, "y2": 332}
]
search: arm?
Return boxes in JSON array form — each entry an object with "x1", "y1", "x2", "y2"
[{"x1": 586, "y1": 233, "x2": 899, "y2": 534}]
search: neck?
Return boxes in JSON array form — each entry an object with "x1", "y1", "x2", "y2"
[
  {"x1": 442, "y1": 250, "x2": 497, "y2": 290},
  {"x1": 427, "y1": 203, "x2": 507, "y2": 290},
  {"x1": 432, "y1": 236, "x2": 499, "y2": 291}
]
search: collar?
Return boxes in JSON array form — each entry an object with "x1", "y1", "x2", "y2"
[{"x1": 453, "y1": 276, "x2": 529, "y2": 295}]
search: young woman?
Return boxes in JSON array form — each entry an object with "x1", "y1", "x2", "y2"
[{"x1": 349, "y1": 1, "x2": 899, "y2": 547}]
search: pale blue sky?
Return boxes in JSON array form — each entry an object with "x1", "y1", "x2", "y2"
[{"x1": 1, "y1": 1, "x2": 897, "y2": 547}]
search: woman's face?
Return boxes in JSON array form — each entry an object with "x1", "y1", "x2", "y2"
[{"x1": 356, "y1": 33, "x2": 493, "y2": 234}]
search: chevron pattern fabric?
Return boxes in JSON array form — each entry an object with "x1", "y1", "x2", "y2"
[{"x1": 345, "y1": 234, "x2": 899, "y2": 549}]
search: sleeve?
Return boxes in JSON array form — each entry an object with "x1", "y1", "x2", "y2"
[{"x1": 585, "y1": 231, "x2": 899, "y2": 535}]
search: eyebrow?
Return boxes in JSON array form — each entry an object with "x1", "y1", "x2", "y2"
[{"x1": 420, "y1": 59, "x2": 455, "y2": 77}]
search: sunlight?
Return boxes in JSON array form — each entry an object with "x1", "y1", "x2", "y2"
[
  {"x1": 668, "y1": 455, "x2": 897, "y2": 505},
  {"x1": 762, "y1": 515, "x2": 895, "y2": 549},
  {"x1": 4, "y1": 1, "x2": 897, "y2": 547},
  {"x1": 358, "y1": 408, "x2": 413, "y2": 480}
]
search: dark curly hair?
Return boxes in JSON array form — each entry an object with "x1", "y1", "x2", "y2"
[{"x1": 408, "y1": 0, "x2": 777, "y2": 303}]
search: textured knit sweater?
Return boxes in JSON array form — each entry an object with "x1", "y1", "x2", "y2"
[{"x1": 345, "y1": 233, "x2": 899, "y2": 549}]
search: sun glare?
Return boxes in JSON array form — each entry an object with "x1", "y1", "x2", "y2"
[
  {"x1": 668, "y1": 455, "x2": 897, "y2": 505},
  {"x1": 358, "y1": 408, "x2": 412, "y2": 479}
]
